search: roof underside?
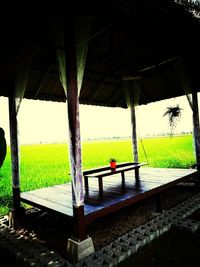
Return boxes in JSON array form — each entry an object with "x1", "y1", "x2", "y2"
[{"x1": 0, "y1": 0, "x2": 200, "y2": 108}]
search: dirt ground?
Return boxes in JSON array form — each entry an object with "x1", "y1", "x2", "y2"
[{"x1": 1, "y1": 180, "x2": 200, "y2": 266}]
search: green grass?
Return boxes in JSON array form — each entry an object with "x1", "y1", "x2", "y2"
[{"x1": 0, "y1": 134, "x2": 196, "y2": 215}]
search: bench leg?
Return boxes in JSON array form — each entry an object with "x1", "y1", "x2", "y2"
[
  {"x1": 98, "y1": 177, "x2": 103, "y2": 198},
  {"x1": 121, "y1": 172, "x2": 125, "y2": 188},
  {"x1": 135, "y1": 167, "x2": 140, "y2": 185},
  {"x1": 84, "y1": 177, "x2": 89, "y2": 195}
]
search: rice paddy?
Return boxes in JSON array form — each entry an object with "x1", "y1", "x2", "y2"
[{"x1": 0, "y1": 134, "x2": 196, "y2": 215}]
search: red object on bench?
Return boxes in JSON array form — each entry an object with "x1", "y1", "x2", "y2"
[{"x1": 110, "y1": 161, "x2": 117, "y2": 169}]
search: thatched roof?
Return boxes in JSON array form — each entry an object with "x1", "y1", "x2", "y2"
[{"x1": 0, "y1": 0, "x2": 200, "y2": 108}]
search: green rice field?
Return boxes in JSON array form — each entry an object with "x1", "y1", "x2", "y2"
[{"x1": 0, "y1": 134, "x2": 196, "y2": 215}]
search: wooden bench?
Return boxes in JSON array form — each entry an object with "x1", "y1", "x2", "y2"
[{"x1": 83, "y1": 162, "x2": 147, "y2": 198}]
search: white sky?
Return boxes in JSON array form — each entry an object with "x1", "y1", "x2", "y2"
[{"x1": 0, "y1": 95, "x2": 194, "y2": 145}]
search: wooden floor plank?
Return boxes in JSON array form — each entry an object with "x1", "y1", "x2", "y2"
[
  {"x1": 20, "y1": 168, "x2": 197, "y2": 224},
  {"x1": 20, "y1": 192, "x2": 73, "y2": 216}
]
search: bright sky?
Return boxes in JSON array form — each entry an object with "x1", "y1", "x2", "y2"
[{"x1": 0, "y1": 95, "x2": 194, "y2": 145}]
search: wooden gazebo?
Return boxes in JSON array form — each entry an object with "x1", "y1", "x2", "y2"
[{"x1": 1, "y1": 0, "x2": 200, "y2": 261}]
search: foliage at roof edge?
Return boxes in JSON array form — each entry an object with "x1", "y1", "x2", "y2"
[{"x1": 175, "y1": 0, "x2": 200, "y2": 18}]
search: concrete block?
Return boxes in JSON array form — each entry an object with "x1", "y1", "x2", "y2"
[
  {"x1": 95, "y1": 238, "x2": 130, "y2": 266},
  {"x1": 67, "y1": 237, "x2": 95, "y2": 264},
  {"x1": 126, "y1": 239, "x2": 139, "y2": 256},
  {"x1": 111, "y1": 245, "x2": 128, "y2": 264},
  {"x1": 87, "y1": 251, "x2": 112, "y2": 267},
  {"x1": 110, "y1": 251, "x2": 120, "y2": 266},
  {"x1": 145, "y1": 227, "x2": 158, "y2": 241},
  {"x1": 173, "y1": 218, "x2": 200, "y2": 233},
  {"x1": 152, "y1": 214, "x2": 169, "y2": 225},
  {"x1": 127, "y1": 228, "x2": 149, "y2": 247},
  {"x1": 136, "y1": 226, "x2": 154, "y2": 243},
  {"x1": 133, "y1": 233, "x2": 149, "y2": 246},
  {"x1": 116, "y1": 236, "x2": 127, "y2": 245},
  {"x1": 154, "y1": 222, "x2": 170, "y2": 235}
]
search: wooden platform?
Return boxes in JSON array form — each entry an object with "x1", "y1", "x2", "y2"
[{"x1": 20, "y1": 168, "x2": 197, "y2": 225}]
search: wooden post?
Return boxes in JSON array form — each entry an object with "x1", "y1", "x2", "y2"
[
  {"x1": 123, "y1": 77, "x2": 141, "y2": 164},
  {"x1": 8, "y1": 94, "x2": 21, "y2": 211},
  {"x1": 192, "y1": 92, "x2": 200, "y2": 172},
  {"x1": 64, "y1": 19, "x2": 86, "y2": 241},
  {"x1": 130, "y1": 104, "x2": 139, "y2": 163}
]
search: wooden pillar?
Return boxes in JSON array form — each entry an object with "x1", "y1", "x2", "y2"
[
  {"x1": 8, "y1": 94, "x2": 21, "y2": 211},
  {"x1": 192, "y1": 92, "x2": 200, "y2": 172},
  {"x1": 130, "y1": 104, "x2": 139, "y2": 163},
  {"x1": 64, "y1": 19, "x2": 86, "y2": 241}
]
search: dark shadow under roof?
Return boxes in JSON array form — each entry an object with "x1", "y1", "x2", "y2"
[{"x1": 0, "y1": 0, "x2": 200, "y2": 108}]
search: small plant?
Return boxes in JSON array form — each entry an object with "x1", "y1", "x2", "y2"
[
  {"x1": 163, "y1": 105, "x2": 183, "y2": 136},
  {"x1": 109, "y1": 158, "x2": 117, "y2": 169}
]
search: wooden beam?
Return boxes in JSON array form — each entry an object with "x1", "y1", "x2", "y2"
[
  {"x1": 64, "y1": 19, "x2": 86, "y2": 241},
  {"x1": 192, "y1": 92, "x2": 200, "y2": 172},
  {"x1": 123, "y1": 76, "x2": 142, "y2": 81},
  {"x1": 130, "y1": 105, "x2": 138, "y2": 163},
  {"x1": 34, "y1": 64, "x2": 53, "y2": 97},
  {"x1": 8, "y1": 94, "x2": 20, "y2": 211}
]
